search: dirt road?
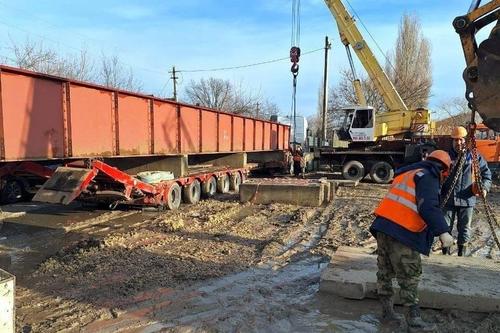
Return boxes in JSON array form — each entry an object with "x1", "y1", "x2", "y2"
[{"x1": 0, "y1": 182, "x2": 498, "y2": 332}]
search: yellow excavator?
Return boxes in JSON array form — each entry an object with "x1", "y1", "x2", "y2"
[
  {"x1": 323, "y1": 0, "x2": 432, "y2": 143},
  {"x1": 454, "y1": 0, "x2": 500, "y2": 132}
]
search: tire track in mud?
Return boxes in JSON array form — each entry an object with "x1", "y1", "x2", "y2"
[{"x1": 316, "y1": 184, "x2": 382, "y2": 257}]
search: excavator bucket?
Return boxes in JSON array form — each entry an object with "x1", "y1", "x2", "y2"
[
  {"x1": 475, "y1": 30, "x2": 500, "y2": 132},
  {"x1": 33, "y1": 167, "x2": 97, "y2": 205}
]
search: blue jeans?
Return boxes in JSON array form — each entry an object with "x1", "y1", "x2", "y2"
[{"x1": 442, "y1": 207, "x2": 474, "y2": 246}]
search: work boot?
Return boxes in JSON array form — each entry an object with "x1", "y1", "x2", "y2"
[
  {"x1": 407, "y1": 305, "x2": 437, "y2": 332},
  {"x1": 458, "y1": 245, "x2": 468, "y2": 257},
  {"x1": 441, "y1": 247, "x2": 450, "y2": 255},
  {"x1": 380, "y1": 296, "x2": 405, "y2": 324}
]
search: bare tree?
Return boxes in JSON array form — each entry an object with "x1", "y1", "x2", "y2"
[
  {"x1": 183, "y1": 77, "x2": 280, "y2": 119},
  {"x1": 6, "y1": 38, "x2": 142, "y2": 91},
  {"x1": 8, "y1": 38, "x2": 96, "y2": 81},
  {"x1": 99, "y1": 54, "x2": 142, "y2": 91},
  {"x1": 386, "y1": 13, "x2": 432, "y2": 109},
  {"x1": 434, "y1": 97, "x2": 481, "y2": 134},
  {"x1": 331, "y1": 13, "x2": 432, "y2": 112},
  {"x1": 184, "y1": 78, "x2": 232, "y2": 110},
  {"x1": 335, "y1": 69, "x2": 386, "y2": 111}
]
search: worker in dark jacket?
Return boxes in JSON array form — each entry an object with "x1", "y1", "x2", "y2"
[
  {"x1": 441, "y1": 126, "x2": 492, "y2": 256},
  {"x1": 292, "y1": 145, "x2": 305, "y2": 178},
  {"x1": 370, "y1": 150, "x2": 453, "y2": 331}
]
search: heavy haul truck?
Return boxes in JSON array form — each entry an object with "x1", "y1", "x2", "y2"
[
  {"x1": 317, "y1": 0, "x2": 500, "y2": 183},
  {"x1": 0, "y1": 65, "x2": 291, "y2": 208}
]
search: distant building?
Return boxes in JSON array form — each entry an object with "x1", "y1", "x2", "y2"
[{"x1": 270, "y1": 115, "x2": 308, "y2": 145}]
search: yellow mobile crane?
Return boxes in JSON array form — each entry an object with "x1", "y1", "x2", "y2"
[
  {"x1": 324, "y1": 0, "x2": 431, "y2": 142},
  {"x1": 316, "y1": 0, "x2": 436, "y2": 184}
]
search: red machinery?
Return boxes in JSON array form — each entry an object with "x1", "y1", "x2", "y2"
[
  {"x1": 0, "y1": 65, "x2": 289, "y2": 203},
  {"x1": 34, "y1": 159, "x2": 247, "y2": 210}
]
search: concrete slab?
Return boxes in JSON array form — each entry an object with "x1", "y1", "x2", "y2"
[
  {"x1": 0, "y1": 202, "x2": 142, "y2": 232},
  {"x1": 320, "y1": 247, "x2": 500, "y2": 313},
  {"x1": 211, "y1": 153, "x2": 247, "y2": 169},
  {"x1": 239, "y1": 178, "x2": 326, "y2": 207},
  {"x1": 332, "y1": 179, "x2": 359, "y2": 187},
  {"x1": 0, "y1": 269, "x2": 15, "y2": 333},
  {"x1": 105, "y1": 155, "x2": 188, "y2": 178}
]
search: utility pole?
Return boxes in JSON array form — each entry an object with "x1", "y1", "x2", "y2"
[
  {"x1": 169, "y1": 66, "x2": 178, "y2": 101},
  {"x1": 256, "y1": 102, "x2": 260, "y2": 118},
  {"x1": 321, "y1": 36, "x2": 331, "y2": 146}
]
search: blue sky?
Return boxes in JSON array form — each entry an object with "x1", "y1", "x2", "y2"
[{"x1": 0, "y1": 0, "x2": 485, "y2": 119}]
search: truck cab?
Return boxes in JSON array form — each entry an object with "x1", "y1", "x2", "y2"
[{"x1": 336, "y1": 106, "x2": 375, "y2": 142}]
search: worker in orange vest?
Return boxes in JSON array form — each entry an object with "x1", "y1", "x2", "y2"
[
  {"x1": 441, "y1": 126, "x2": 492, "y2": 256},
  {"x1": 370, "y1": 150, "x2": 454, "y2": 331},
  {"x1": 292, "y1": 144, "x2": 305, "y2": 177}
]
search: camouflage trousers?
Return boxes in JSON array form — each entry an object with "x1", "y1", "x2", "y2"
[{"x1": 376, "y1": 232, "x2": 422, "y2": 306}]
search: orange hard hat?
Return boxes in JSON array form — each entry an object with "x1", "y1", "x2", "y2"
[
  {"x1": 451, "y1": 126, "x2": 468, "y2": 139},
  {"x1": 426, "y1": 150, "x2": 452, "y2": 170}
]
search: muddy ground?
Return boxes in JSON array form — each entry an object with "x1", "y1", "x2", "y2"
[{"x1": 0, "y1": 180, "x2": 499, "y2": 332}]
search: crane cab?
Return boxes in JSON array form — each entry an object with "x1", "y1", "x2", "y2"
[{"x1": 337, "y1": 106, "x2": 376, "y2": 142}]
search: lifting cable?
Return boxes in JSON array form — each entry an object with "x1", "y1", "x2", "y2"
[
  {"x1": 290, "y1": 0, "x2": 301, "y2": 144},
  {"x1": 468, "y1": 120, "x2": 500, "y2": 251},
  {"x1": 442, "y1": 104, "x2": 500, "y2": 251}
]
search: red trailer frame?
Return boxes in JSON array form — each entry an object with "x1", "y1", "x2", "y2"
[{"x1": 34, "y1": 159, "x2": 248, "y2": 210}]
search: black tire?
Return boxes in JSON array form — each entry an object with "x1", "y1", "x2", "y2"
[
  {"x1": 217, "y1": 175, "x2": 230, "y2": 193},
  {"x1": 166, "y1": 183, "x2": 182, "y2": 210},
  {"x1": 342, "y1": 160, "x2": 365, "y2": 182},
  {"x1": 1, "y1": 178, "x2": 25, "y2": 204},
  {"x1": 183, "y1": 179, "x2": 201, "y2": 204},
  {"x1": 229, "y1": 172, "x2": 242, "y2": 192},
  {"x1": 370, "y1": 161, "x2": 394, "y2": 184},
  {"x1": 202, "y1": 176, "x2": 217, "y2": 198}
]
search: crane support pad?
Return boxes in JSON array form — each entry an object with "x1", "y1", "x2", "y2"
[
  {"x1": 320, "y1": 247, "x2": 500, "y2": 313},
  {"x1": 33, "y1": 167, "x2": 96, "y2": 205}
]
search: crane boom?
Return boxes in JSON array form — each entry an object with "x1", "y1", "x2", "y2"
[{"x1": 324, "y1": 0, "x2": 408, "y2": 112}]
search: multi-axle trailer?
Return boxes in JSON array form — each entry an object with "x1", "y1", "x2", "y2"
[{"x1": 34, "y1": 159, "x2": 248, "y2": 210}]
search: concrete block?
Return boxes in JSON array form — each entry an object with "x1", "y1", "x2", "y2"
[
  {"x1": 320, "y1": 247, "x2": 500, "y2": 312},
  {"x1": 210, "y1": 153, "x2": 247, "y2": 169},
  {"x1": 322, "y1": 182, "x2": 331, "y2": 204},
  {"x1": 247, "y1": 151, "x2": 286, "y2": 164},
  {"x1": 328, "y1": 181, "x2": 337, "y2": 201},
  {"x1": 0, "y1": 269, "x2": 15, "y2": 333},
  {"x1": 105, "y1": 155, "x2": 188, "y2": 178},
  {"x1": 239, "y1": 179, "x2": 324, "y2": 207},
  {"x1": 332, "y1": 179, "x2": 359, "y2": 187}
]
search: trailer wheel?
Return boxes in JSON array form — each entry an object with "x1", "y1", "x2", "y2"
[
  {"x1": 166, "y1": 183, "x2": 182, "y2": 210},
  {"x1": 217, "y1": 174, "x2": 230, "y2": 193},
  {"x1": 229, "y1": 172, "x2": 242, "y2": 192},
  {"x1": 183, "y1": 179, "x2": 201, "y2": 204},
  {"x1": 370, "y1": 161, "x2": 394, "y2": 184},
  {"x1": 342, "y1": 160, "x2": 365, "y2": 182},
  {"x1": 1, "y1": 178, "x2": 25, "y2": 204},
  {"x1": 202, "y1": 176, "x2": 217, "y2": 198}
]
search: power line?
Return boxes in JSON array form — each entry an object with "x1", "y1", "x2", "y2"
[{"x1": 178, "y1": 47, "x2": 323, "y2": 73}]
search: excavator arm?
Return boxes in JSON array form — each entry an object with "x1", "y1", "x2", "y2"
[{"x1": 454, "y1": 0, "x2": 500, "y2": 131}]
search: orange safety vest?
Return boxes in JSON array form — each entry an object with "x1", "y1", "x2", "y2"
[{"x1": 374, "y1": 169, "x2": 427, "y2": 233}]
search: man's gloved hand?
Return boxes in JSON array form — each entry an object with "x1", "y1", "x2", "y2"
[{"x1": 439, "y1": 232, "x2": 454, "y2": 248}]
